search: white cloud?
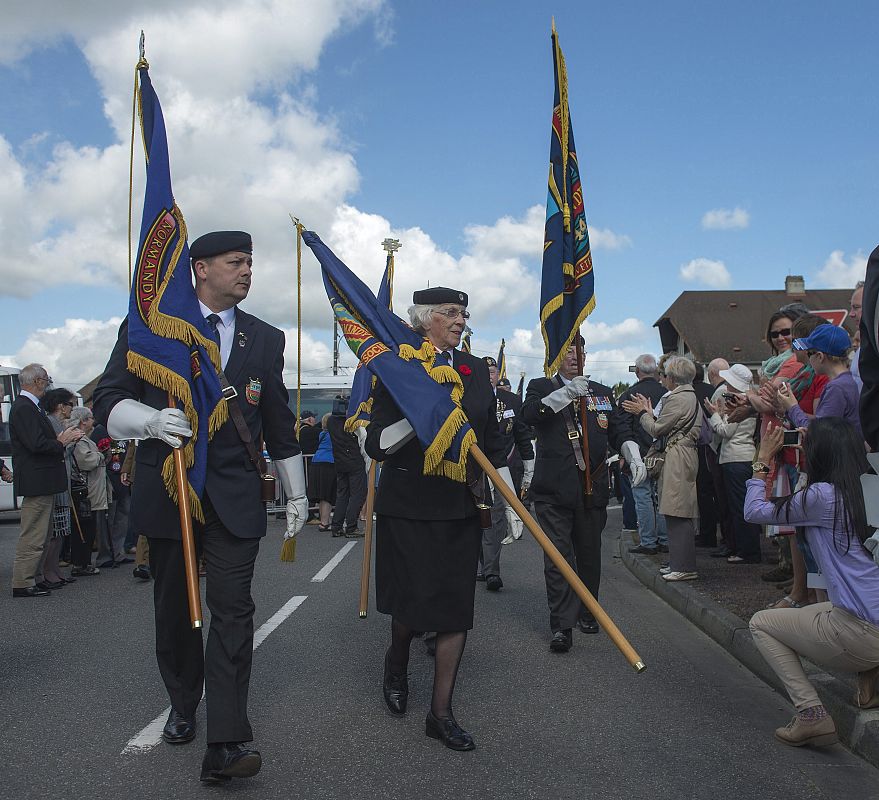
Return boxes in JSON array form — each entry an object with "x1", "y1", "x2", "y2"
[
  {"x1": 701, "y1": 207, "x2": 750, "y2": 230},
  {"x1": 814, "y1": 249, "x2": 867, "y2": 289},
  {"x1": 590, "y1": 226, "x2": 633, "y2": 250},
  {"x1": 679, "y1": 257, "x2": 732, "y2": 288}
]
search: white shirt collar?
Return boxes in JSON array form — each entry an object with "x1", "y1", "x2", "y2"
[
  {"x1": 198, "y1": 300, "x2": 236, "y2": 328},
  {"x1": 20, "y1": 390, "x2": 40, "y2": 407}
]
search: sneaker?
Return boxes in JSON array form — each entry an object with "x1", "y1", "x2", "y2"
[
  {"x1": 662, "y1": 571, "x2": 698, "y2": 582},
  {"x1": 774, "y1": 714, "x2": 838, "y2": 747},
  {"x1": 659, "y1": 566, "x2": 672, "y2": 575}
]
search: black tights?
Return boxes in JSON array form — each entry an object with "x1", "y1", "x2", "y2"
[{"x1": 388, "y1": 618, "x2": 468, "y2": 719}]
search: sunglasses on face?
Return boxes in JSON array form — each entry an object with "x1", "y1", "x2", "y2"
[{"x1": 769, "y1": 328, "x2": 792, "y2": 338}]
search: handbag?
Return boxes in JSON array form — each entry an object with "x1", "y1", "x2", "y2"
[
  {"x1": 69, "y1": 450, "x2": 92, "y2": 520},
  {"x1": 644, "y1": 397, "x2": 699, "y2": 480}
]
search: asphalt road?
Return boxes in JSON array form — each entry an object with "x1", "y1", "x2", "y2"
[{"x1": 2, "y1": 508, "x2": 878, "y2": 800}]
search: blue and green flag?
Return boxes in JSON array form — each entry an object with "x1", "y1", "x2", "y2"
[
  {"x1": 304, "y1": 231, "x2": 475, "y2": 481},
  {"x1": 126, "y1": 61, "x2": 227, "y2": 519},
  {"x1": 496, "y1": 338, "x2": 507, "y2": 381},
  {"x1": 539, "y1": 25, "x2": 596, "y2": 377},
  {"x1": 345, "y1": 251, "x2": 395, "y2": 432}
]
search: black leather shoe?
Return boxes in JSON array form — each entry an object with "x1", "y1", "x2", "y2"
[
  {"x1": 577, "y1": 618, "x2": 600, "y2": 635},
  {"x1": 60, "y1": 576, "x2": 77, "y2": 584},
  {"x1": 549, "y1": 629, "x2": 572, "y2": 653},
  {"x1": 331, "y1": 527, "x2": 344, "y2": 537},
  {"x1": 162, "y1": 710, "x2": 196, "y2": 744},
  {"x1": 37, "y1": 580, "x2": 63, "y2": 591},
  {"x1": 382, "y1": 651, "x2": 408, "y2": 715},
  {"x1": 200, "y1": 742, "x2": 262, "y2": 783},
  {"x1": 12, "y1": 586, "x2": 51, "y2": 598},
  {"x1": 425, "y1": 711, "x2": 475, "y2": 751},
  {"x1": 629, "y1": 545, "x2": 658, "y2": 555},
  {"x1": 485, "y1": 575, "x2": 503, "y2": 592},
  {"x1": 133, "y1": 565, "x2": 151, "y2": 581}
]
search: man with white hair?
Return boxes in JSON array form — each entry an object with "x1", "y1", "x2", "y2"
[
  {"x1": 707, "y1": 358, "x2": 730, "y2": 391},
  {"x1": 9, "y1": 363, "x2": 83, "y2": 597},
  {"x1": 617, "y1": 355, "x2": 668, "y2": 555}
]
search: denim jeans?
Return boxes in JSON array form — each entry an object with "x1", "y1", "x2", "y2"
[
  {"x1": 620, "y1": 472, "x2": 638, "y2": 529},
  {"x1": 632, "y1": 478, "x2": 667, "y2": 547}
]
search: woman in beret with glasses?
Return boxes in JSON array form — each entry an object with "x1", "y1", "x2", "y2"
[{"x1": 365, "y1": 287, "x2": 511, "y2": 752}]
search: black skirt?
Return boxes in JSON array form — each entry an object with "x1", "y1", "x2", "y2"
[
  {"x1": 375, "y1": 514, "x2": 481, "y2": 632},
  {"x1": 308, "y1": 461, "x2": 337, "y2": 503}
]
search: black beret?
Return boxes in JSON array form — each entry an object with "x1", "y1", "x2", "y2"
[
  {"x1": 412, "y1": 286, "x2": 468, "y2": 306},
  {"x1": 483, "y1": 356, "x2": 497, "y2": 367},
  {"x1": 498, "y1": 378, "x2": 511, "y2": 387},
  {"x1": 190, "y1": 231, "x2": 252, "y2": 261}
]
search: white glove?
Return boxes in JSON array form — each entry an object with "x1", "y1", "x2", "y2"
[
  {"x1": 621, "y1": 440, "x2": 647, "y2": 486},
  {"x1": 379, "y1": 418, "x2": 416, "y2": 454},
  {"x1": 107, "y1": 399, "x2": 192, "y2": 448},
  {"x1": 541, "y1": 375, "x2": 591, "y2": 412},
  {"x1": 521, "y1": 458, "x2": 534, "y2": 495},
  {"x1": 492, "y1": 466, "x2": 523, "y2": 544},
  {"x1": 355, "y1": 426, "x2": 372, "y2": 471},
  {"x1": 275, "y1": 454, "x2": 308, "y2": 539}
]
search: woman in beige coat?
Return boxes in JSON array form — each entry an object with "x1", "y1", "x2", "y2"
[
  {"x1": 69, "y1": 407, "x2": 109, "y2": 575},
  {"x1": 622, "y1": 356, "x2": 702, "y2": 581}
]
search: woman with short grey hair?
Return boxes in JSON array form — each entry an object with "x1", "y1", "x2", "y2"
[
  {"x1": 622, "y1": 355, "x2": 702, "y2": 581},
  {"x1": 69, "y1": 407, "x2": 108, "y2": 576}
]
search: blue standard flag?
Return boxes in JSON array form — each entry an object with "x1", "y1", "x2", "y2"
[
  {"x1": 304, "y1": 231, "x2": 475, "y2": 481},
  {"x1": 496, "y1": 338, "x2": 507, "y2": 381},
  {"x1": 126, "y1": 61, "x2": 227, "y2": 519},
  {"x1": 539, "y1": 24, "x2": 596, "y2": 377},
  {"x1": 345, "y1": 250, "x2": 395, "y2": 432}
]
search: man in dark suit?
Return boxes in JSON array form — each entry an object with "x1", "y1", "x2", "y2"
[
  {"x1": 94, "y1": 231, "x2": 307, "y2": 784},
  {"x1": 522, "y1": 339, "x2": 637, "y2": 652},
  {"x1": 10, "y1": 363, "x2": 83, "y2": 597},
  {"x1": 326, "y1": 401, "x2": 367, "y2": 536},
  {"x1": 479, "y1": 355, "x2": 534, "y2": 591}
]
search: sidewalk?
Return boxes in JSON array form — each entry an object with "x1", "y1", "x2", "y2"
[{"x1": 619, "y1": 533, "x2": 879, "y2": 768}]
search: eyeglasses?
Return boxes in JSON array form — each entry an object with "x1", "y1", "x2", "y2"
[
  {"x1": 769, "y1": 328, "x2": 792, "y2": 339},
  {"x1": 61, "y1": 402, "x2": 74, "y2": 408},
  {"x1": 433, "y1": 308, "x2": 470, "y2": 320}
]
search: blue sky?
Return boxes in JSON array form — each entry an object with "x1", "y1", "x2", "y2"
[{"x1": 0, "y1": 1, "x2": 874, "y2": 387}]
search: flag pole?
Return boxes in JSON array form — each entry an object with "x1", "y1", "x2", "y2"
[
  {"x1": 168, "y1": 395, "x2": 202, "y2": 629},
  {"x1": 471, "y1": 444, "x2": 644, "y2": 672},
  {"x1": 575, "y1": 336, "x2": 593, "y2": 498},
  {"x1": 359, "y1": 237, "x2": 401, "y2": 617}
]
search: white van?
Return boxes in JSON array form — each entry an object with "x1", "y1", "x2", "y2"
[{"x1": 0, "y1": 365, "x2": 22, "y2": 511}]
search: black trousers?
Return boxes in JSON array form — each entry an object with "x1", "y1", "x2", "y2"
[
  {"x1": 149, "y1": 495, "x2": 260, "y2": 744},
  {"x1": 696, "y1": 445, "x2": 719, "y2": 546},
  {"x1": 331, "y1": 466, "x2": 367, "y2": 530},
  {"x1": 534, "y1": 499, "x2": 607, "y2": 632},
  {"x1": 70, "y1": 509, "x2": 96, "y2": 568}
]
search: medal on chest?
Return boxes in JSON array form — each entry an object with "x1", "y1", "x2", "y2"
[{"x1": 245, "y1": 377, "x2": 262, "y2": 406}]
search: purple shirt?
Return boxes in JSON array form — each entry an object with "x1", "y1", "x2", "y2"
[
  {"x1": 745, "y1": 479, "x2": 879, "y2": 625},
  {"x1": 787, "y1": 371, "x2": 861, "y2": 435}
]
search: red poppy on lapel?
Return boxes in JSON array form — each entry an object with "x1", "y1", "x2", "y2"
[{"x1": 458, "y1": 364, "x2": 472, "y2": 376}]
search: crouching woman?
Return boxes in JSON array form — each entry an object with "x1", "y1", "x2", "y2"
[{"x1": 746, "y1": 418, "x2": 879, "y2": 747}]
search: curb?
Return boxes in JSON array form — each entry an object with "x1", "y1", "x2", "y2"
[{"x1": 619, "y1": 536, "x2": 879, "y2": 768}]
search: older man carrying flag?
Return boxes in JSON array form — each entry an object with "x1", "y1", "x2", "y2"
[
  {"x1": 523, "y1": 24, "x2": 645, "y2": 653},
  {"x1": 94, "y1": 55, "x2": 307, "y2": 784}
]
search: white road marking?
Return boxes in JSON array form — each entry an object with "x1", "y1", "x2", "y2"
[
  {"x1": 122, "y1": 594, "x2": 309, "y2": 755},
  {"x1": 310, "y1": 540, "x2": 357, "y2": 582}
]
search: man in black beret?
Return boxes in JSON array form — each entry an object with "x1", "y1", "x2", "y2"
[{"x1": 94, "y1": 230, "x2": 307, "y2": 783}]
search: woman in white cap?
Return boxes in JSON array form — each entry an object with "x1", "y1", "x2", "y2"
[{"x1": 703, "y1": 364, "x2": 762, "y2": 564}]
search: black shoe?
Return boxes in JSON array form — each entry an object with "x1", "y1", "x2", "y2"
[
  {"x1": 71, "y1": 564, "x2": 100, "y2": 576},
  {"x1": 37, "y1": 580, "x2": 63, "y2": 590},
  {"x1": 550, "y1": 629, "x2": 572, "y2": 653},
  {"x1": 658, "y1": 544, "x2": 669, "y2": 553},
  {"x1": 628, "y1": 545, "x2": 658, "y2": 555},
  {"x1": 162, "y1": 710, "x2": 196, "y2": 744},
  {"x1": 425, "y1": 711, "x2": 475, "y2": 751},
  {"x1": 133, "y1": 565, "x2": 152, "y2": 581},
  {"x1": 331, "y1": 527, "x2": 344, "y2": 538},
  {"x1": 60, "y1": 576, "x2": 77, "y2": 584},
  {"x1": 485, "y1": 575, "x2": 503, "y2": 592},
  {"x1": 12, "y1": 586, "x2": 51, "y2": 598},
  {"x1": 382, "y1": 651, "x2": 408, "y2": 715},
  {"x1": 200, "y1": 742, "x2": 262, "y2": 783},
  {"x1": 345, "y1": 525, "x2": 364, "y2": 538},
  {"x1": 576, "y1": 618, "x2": 600, "y2": 635}
]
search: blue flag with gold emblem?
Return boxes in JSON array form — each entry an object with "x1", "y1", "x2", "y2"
[
  {"x1": 126, "y1": 62, "x2": 227, "y2": 519},
  {"x1": 496, "y1": 338, "x2": 507, "y2": 381},
  {"x1": 304, "y1": 231, "x2": 475, "y2": 481},
  {"x1": 345, "y1": 251, "x2": 395, "y2": 432},
  {"x1": 540, "y1": 25, "x2": 596, "y2": 377}
]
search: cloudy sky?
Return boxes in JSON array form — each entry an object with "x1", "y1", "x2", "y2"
[{"x1": 0, "y1": 0, "x2": 875, "y2": 390}]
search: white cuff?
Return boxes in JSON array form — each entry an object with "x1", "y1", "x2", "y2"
[
  {"x1": 541, "y1": 387, "x2": 572, "y2": 413},
  {"x1": 275, "y1": 454, "x2": 306, "y2": 500},
  {"x1": 379, "y1": 418, "x2": 415, "y2": 454}
]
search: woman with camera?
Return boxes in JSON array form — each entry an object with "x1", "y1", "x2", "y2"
[
  {"x1": 703, "y1": 364, "x2": 762, "y2": 564},
  {"x1": 69, "y1": 407, "x2": 106, "y2": 576},
  {"x1": 747, "y1": 418, "x2": 879, "y2": 747}
]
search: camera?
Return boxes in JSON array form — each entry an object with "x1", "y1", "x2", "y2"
[
  {"x1": 722, "y1": 392, "x2": 738, "y2": 402},
  {"x1": 628, "y1": 365, "x2": 637, "y2": 373},
  {"x1": 782, "y1": 430, "x2": 801, "y2": 447},
  {"x1": 331, "y1": 395, "x2": 350, "y2": 417}
]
